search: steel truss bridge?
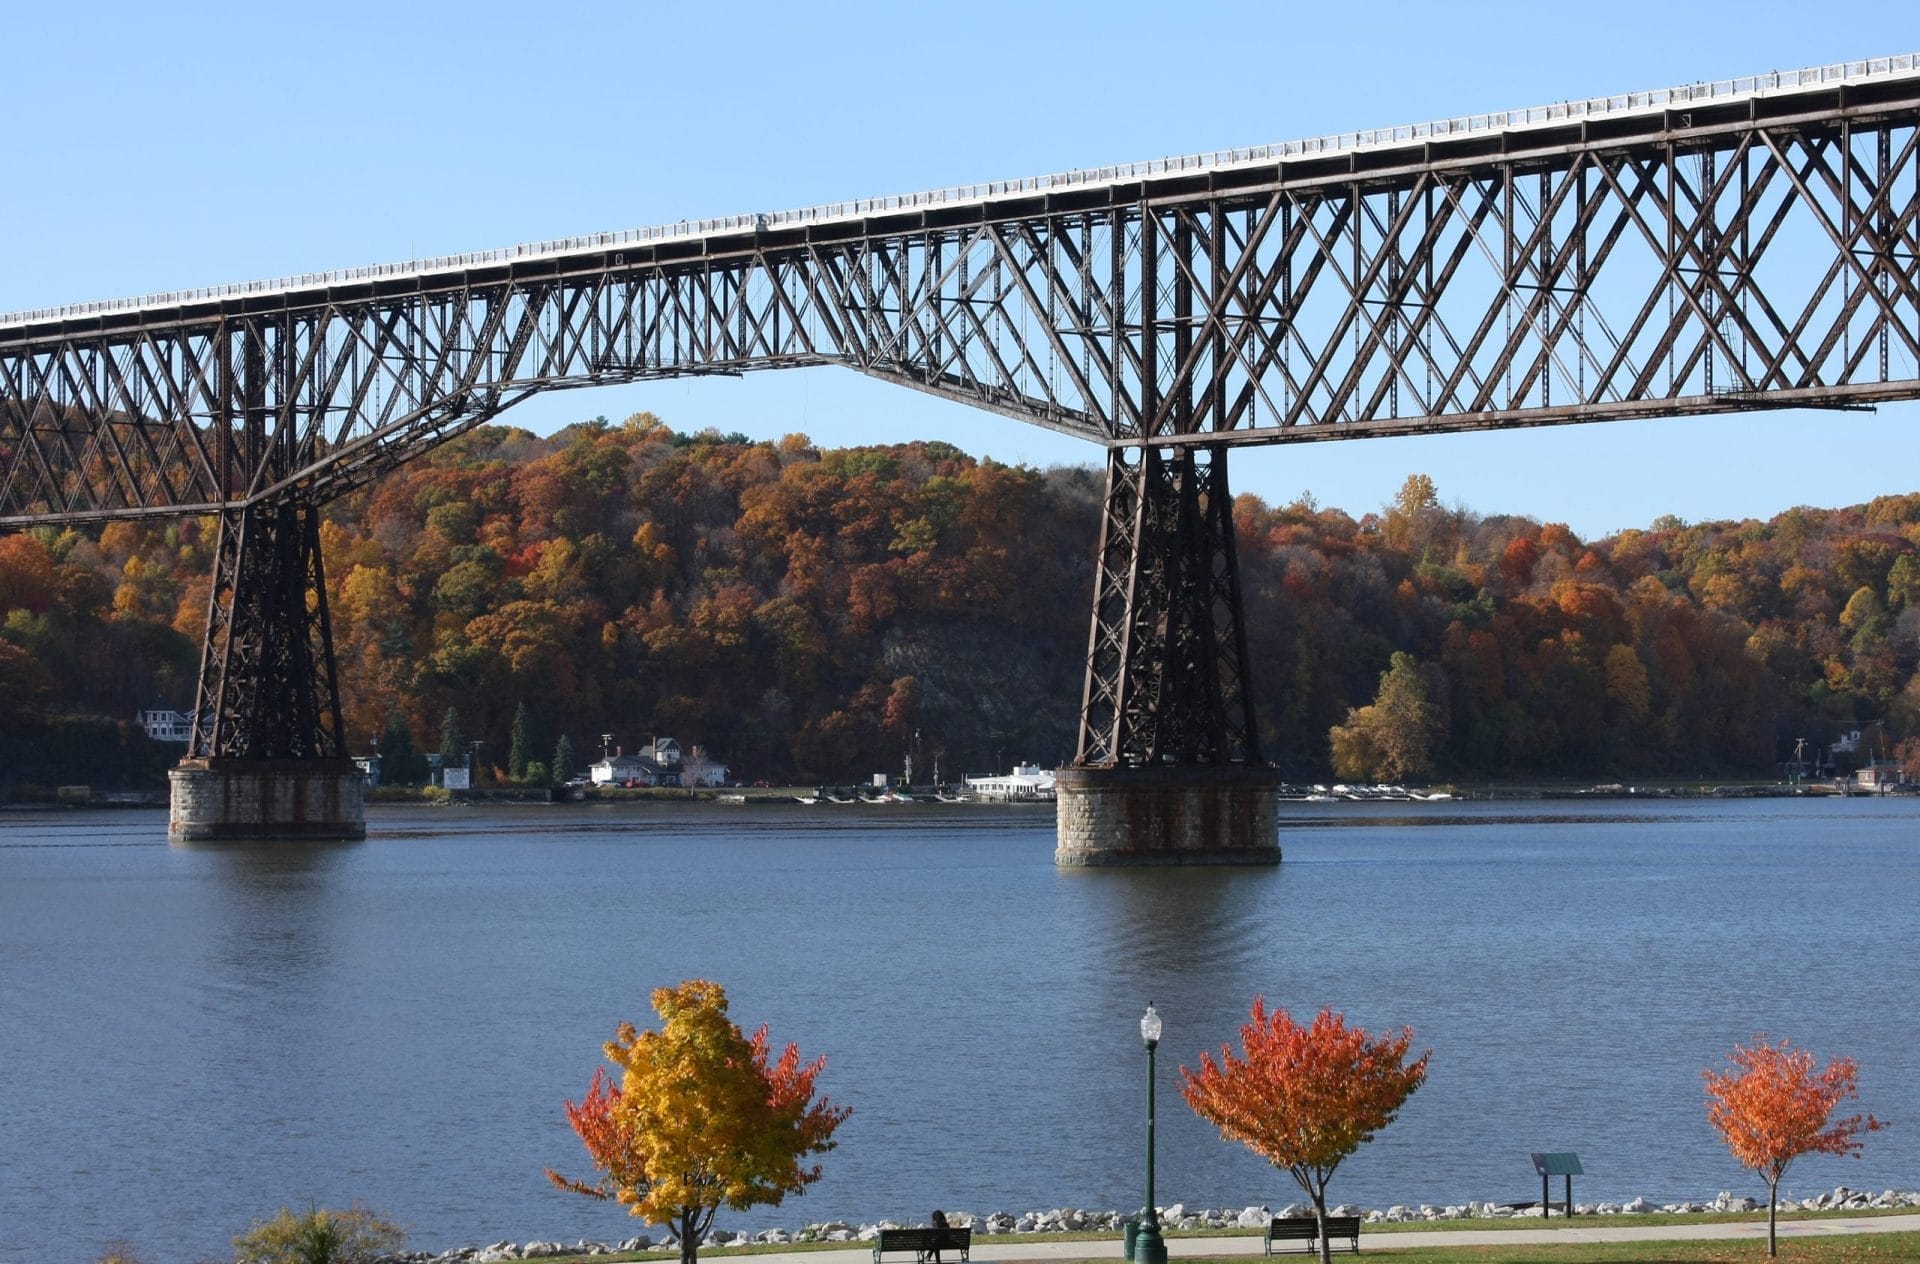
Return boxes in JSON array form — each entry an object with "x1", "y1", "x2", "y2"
[{"x1": 4, "y1": 55, "x2": 1920, "y2": 787}]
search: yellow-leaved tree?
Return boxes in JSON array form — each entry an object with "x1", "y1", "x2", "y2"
[{"x1": 547, "y1": 980, "x2": 850, "y2": 1264}]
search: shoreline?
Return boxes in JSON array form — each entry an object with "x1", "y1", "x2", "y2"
[
  {"x1": 9, "y1": 780, "x2": 1919, "y2": 811},
  {"x1": 389, "y1": 1188, "x2": 1920, "y2": 1262}
]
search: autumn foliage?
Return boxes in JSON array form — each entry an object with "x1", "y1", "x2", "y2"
[
  {"x1": 5, "y1": 416, "x2": 1920, "y2": 796},
  {"x1": 1181, "y1": 1003, "x2": 1428, "y2": 1264},
  {"x1": 547, "y1": 980, "x2": 850, "y2": 1264},
  {"x1": 1704, "y1": 1038, "x2": 1885, "y2": 1256}
]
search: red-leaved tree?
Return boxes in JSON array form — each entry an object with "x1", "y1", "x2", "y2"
[
  {"x1": 1181, "y1": 1003, "x2": 1429, "y2": 1264},
  {"x1": 1703, "y1": 1037, "x2": 1886, "y2": 1257}
]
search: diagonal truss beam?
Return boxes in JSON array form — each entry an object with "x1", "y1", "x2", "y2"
[{"x1": 7, "y1": 79, "x2": 1920, "y2": 524}]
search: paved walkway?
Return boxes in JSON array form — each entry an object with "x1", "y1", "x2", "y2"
[{"x1": 714, "y1": 1214, "x2": 1920, "y2": 1262}]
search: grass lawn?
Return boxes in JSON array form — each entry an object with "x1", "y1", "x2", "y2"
[
  {"x1": 1345, "y1": 1209, "x2": 1914, "y2": 1235},
  {"x1": 1124, "y1": 1237, "x2": 1920, "y2": 1262}
]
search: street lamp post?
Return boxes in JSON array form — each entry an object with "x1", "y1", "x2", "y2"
[{"x1": 1134, "y1": 1003, "x2": 1168, "y2": 1264}]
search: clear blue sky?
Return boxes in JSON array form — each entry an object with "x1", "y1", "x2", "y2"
[{"x1": 5, "y1": 1, "x2": 1916, "y2": 537}]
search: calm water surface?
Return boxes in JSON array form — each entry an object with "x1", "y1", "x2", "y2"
[{"x1": 2, "y1": 799, "x2": 1916, "y2": 1260}]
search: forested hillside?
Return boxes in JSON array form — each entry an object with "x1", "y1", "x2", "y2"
[{"x1": 2, "y1": 413, "x2": 1917, "y2": 795}]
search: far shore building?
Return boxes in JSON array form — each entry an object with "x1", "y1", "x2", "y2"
[
  {"x1": 590, "y1": 753, "x2": 664, "y2": 786},
  {"x1": 681, "y1": 745, "x2": 730, "y2": 787},
  {"x1": 137, "y1": 708, "x2": 194, "y2": 743},
  {"x1": 637, "y1": 738, "x2": 681, "y2": 770},
  {"x1": 1855, "y1": 760, "x2": 1907, "y2": 793},
  {"x1": 964, "y1": 763, "x2": 1056, "y2": 801},
  {"x1": 589, "y1": 737, "x2": 730, "y2": 787}
]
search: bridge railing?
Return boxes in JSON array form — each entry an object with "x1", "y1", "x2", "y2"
[{"x1": 4, "y1": 53, "x2": 1916, "y2": 331}]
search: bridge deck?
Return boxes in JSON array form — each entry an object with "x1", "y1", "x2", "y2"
[{"x1": 4, "y1": 52, "x2": 1917, "y2": 336}]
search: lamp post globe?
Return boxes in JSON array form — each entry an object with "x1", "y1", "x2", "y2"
[{"x1": 1134, "y1": 1003, "x2": 1168, "y2": 1264}]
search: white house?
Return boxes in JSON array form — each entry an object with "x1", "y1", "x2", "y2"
[
  {"x1": 965, "y1": 763, "x2": 1056, "y2": 801},
  {"x1": 590, "y1": 754, "x2": 662, "y2": 786},
  {"x1": 682, "y1": 745, "x2": 730, "y2": 787},
  {"x1": 638, "y1": 738, "x2": 682, "y2": 769},
  {"x1": 138, "y1": 708, "x2": 194, "y2": 743},
  {"x1": 592, "y1": 738, "x2": 728, "y2": 787}
]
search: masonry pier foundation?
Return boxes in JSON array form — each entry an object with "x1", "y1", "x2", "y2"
[
  {"x1": 1063, "y1": 445, "x2": 1279, "y2": 866},
  {"x1": 1054, "y1": 765, "x2": 1281, "y2": 866},
  {"x1": 168, "y1": 759, "x2": 365, "y2": 844}
]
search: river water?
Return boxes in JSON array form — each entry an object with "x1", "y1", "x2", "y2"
[{"x1": 2, "y1": 798, "x2": 1916, "y2": 1260}]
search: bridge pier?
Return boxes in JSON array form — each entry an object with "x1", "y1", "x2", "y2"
[
  {"x1": 170, "y1": 499, "x2": 363, "y2": 844},
  {"x1": 169, "y1": 758, "x2": 365, "y2": 843},
  {"x1": 1059, "y1": 445, "x2": 1279, "y2": 866},
  {"x1": 1055, "y1": 765, "x2": 1281, "y2": 865}
]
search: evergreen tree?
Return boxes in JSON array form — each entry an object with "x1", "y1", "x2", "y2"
[
  {"x1": 509, "y1": 701, "x2": 533, "y2": 782},
  {"x1": 553, "y1": 733, "x2": 576, "y2": 784},
  {"x1": 380, "y1": 712, "x2": 422, "y2": 786},
  {"x1": 439, "y1": 706, "x2": 466, "y2": 777}
]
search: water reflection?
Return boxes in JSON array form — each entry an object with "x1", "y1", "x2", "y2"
[
  {"x1": 185, "y1": 839, "x2": 361, "y2": 1095},
  {"x1": 192, "y1": 840, "x2": 356, "y2": 983},
  {"x1": 1069, "y1": 864, "x2": 1283, "y2": 989},
  {"x1": 1040, "y1": 864, "x2": 1297, "y2": 1213}
]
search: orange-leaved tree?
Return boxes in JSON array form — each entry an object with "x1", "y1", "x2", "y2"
[
  {"x1": 547, "y1": 980, "x2": 851, "y2": 1264},
  {"x1": 1181, "y1": 1002, "x2": 1429, "y2": 1264},
  {"x1": 1703, "y1": 1037, "x2": 1885, "y2": 1257}
]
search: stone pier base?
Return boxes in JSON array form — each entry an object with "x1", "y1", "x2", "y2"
[
  {"x1": 1054, "y1": 765, "x2": 1283, "y2": 866},
  {"x1": 168, "y1": 758, "x2": 366, "y2": 844}
]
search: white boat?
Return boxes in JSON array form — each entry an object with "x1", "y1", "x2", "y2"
[{"x1": 963, "y1": 763, "x2": 1057, "y2": 801}]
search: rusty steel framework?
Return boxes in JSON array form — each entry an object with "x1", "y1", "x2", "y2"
[{"x1": 4, "y1": 64, "x2": 1920, "y2": 768}]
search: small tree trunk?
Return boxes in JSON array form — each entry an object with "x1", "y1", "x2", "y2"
[
  {"x1": 1311, "y1": 1187, "x2": 1332, "y2": 1264},
  {"x1": 1766, "y1": 1178, "x2": 1778, "y2": 1258},
  {"x1": 681, "y1": 1209, "x2": 700, "y2": 1264}
]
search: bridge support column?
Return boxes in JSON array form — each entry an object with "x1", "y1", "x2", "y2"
[
  {"x1": 170, "y1": 501, "x2": 364, "y2": 844},
  {"x1": 1057, "y1": 445, "x2": 1279, "y2": 866}
]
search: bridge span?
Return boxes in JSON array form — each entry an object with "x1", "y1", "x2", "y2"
[{"x1": 4, "y1": 54, "x2": 1919, "y2": 854}]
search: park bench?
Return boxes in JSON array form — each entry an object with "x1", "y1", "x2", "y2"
[
  {"x1": 1264, "y1": 1215, "x2": 1361, "y2": 1254},
  {"x1": 872, "y1": 1226, "x2": 972, "y2": 1264}
]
